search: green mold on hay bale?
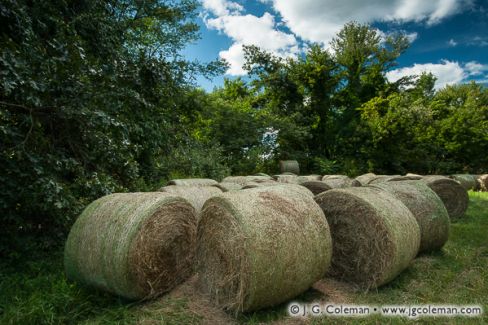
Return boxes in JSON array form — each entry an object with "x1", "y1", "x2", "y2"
[
  {"x1": 279, "y1": 160, "x2": 300, "y2": 175},
  {"x1": 168, "y1": 178, "x2": 218, "y2": 186},
  {"x1": 64, "y1": 192, "x2": 197, "y2": 300},
  {"x1": 371, "y1": 181, "x2": 450, "y2": 253},
  {"x1": 322, "y1": 177, "x2": 361, "y2": 188},
  {"x1": 213, "y1": 182, "x2": 243, "y2": 192},
  {"x1": 300, "y1": 181, "x2": 332, "y2": 195},
  {"x1": 315, "y1": 187, "x2": 420, "y2": 288},
  {"x1": 196, "y1": 186, "x2": 332, "y2": 312},
  {"x1": 422, "y1": 176, "x2": 468, "y2": 220},
  {"x1": 159, "y1": 186, "x2": 223, "y2": 216},
  {"x1": 449, "y1": 174, "x2": 477, "y2": 191}
]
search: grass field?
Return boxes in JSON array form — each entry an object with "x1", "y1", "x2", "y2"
[{"x1": 1, "y1": 192, "x2": 487, "y2": 324}]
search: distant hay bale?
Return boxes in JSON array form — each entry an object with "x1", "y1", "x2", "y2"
[
  {"x1": 197, "y1": 186, "x2": 332, "y2": 312},
  {"x1": 213, "y1": 182, "x2": 243, "y2": 192},
  {"x1": 322, "y1": 175, "x2": 349, "y2": 180},
  {"x1": 243, "y1": 183, "x2": 314, "y2": 198},
  {"x1": 449, "y1": 174, "x2": 477, "y2": 191},
  {"x1": 300, "y1": 181, "x2": 332, "y2": 195},
  {"x1": 297, "y1": 175, "x2": 322, "y2": 183},
  {"x1": 322, "y1": 177, "x2": 361, "y2": 188},
  {"x1": 406, "y1": 173, "x2": 423, "y2": 179},
  {"x1": 159, "y1": 186, "x2": 222, "y2": 215},
  {"x1": 478, "y1": 174, "x2": 488, "y2": 191},
  {"x1": 371, "y1": 181, "x2": 450, "y2": 253},
  {"x1": 355, "y1": 173, "x2": 379, "y2": 185},
  {"x1": 315, "y1": 187, "x2": 420, "y2": 288},
  {"x1": 64, "y1": 192, "x2": 197, "y2": 300},
  {"x1": 279, "y1": 160, "x2": 300, "y2": 175},
  {"x1": 422, "y1": 176, "x2": 469, "y2": 220},
  {"x1": 367, "y1": 175, "x2": 402, "y2": 184},
  {"x1": 254, "y1": 173, "x2": 271, "y2": 177},
  {"x1": 273, "y1": 174, "x2": 299, "y2": 183},
  {"x1": 222, "y1": 176, "x2": 273, "y2": 186},
  {"x1": 168, "y1": 178, "x2": 218, "y2": 186}
]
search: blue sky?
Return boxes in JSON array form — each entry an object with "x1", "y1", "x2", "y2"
[{"x1": 184, "y1": 0, "x2": 488, "y2": 91}]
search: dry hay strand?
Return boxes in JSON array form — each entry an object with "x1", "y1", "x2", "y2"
[
  {"x1": 449, "y1": 174, "x2": 478, "y2": 191},
  {"x1": 213, "y1": 182, "x2": 243, "y2": 192},
  {"x1": 168, "y1": 178, "x2": 218, "y2": 186},
  {"x1": 243, "y1": 183, "x2": 314, "y2": 198},
  {"x1": 64, "y1": 192, "x2": 197, "y2": 300},
  {"x1": 314, "y1": 187, "x2": 420, "y2": 288},
  {"x1": 279, "y1": 160, "x2": 300, "y2": 175},
  {"x1": 371, "y1": 181, "x2": 450, "y2": 253},
  {"x1": 300, "y1": 181, "x2": 332, "y2": 195},
  {"x1": 478, "y1": 174, "x2": 488, "y2": 191},
  {"x1": 273, "y1": 174, "x2": 299, "y2": 183},
  {"x1": 196, "y1": 186, "x2": 332, "y2": 312},
  {"x1": 422, "y1": 176, "x2": 469, "y2": 220},
  {"x1": 322, "y1": 177, "x2": 361, "y2": 188},
  {"x1": 159, "y1": 186, "x2": 223, "y2": 216},
  {"x1": 222, "y1": 175, "x2": 273, "y2": 186},
  {"x1": 296, "y1": 175, "x2": 323, "y2": 183}
]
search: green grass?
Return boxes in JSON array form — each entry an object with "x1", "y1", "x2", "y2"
[{"x1": 1, "y1": 192, "x2": 487, "y2": 324}]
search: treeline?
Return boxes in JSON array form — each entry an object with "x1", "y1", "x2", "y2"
[{"x1": 1, "y1": 1, "x2": 487, "y2": 254}]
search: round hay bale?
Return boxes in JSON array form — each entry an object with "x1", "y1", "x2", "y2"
[
  {"x1": 355, "y1": 173, "x2": 378, "y2": 185},
  {"x1": 222, "y1": 176, "x2": 272, "y2": 186},
  {"x1": 159, "y1": 186, "x2": 223, "y2": 216},
  {"x1": 367, "y1": 175, "x2": 402, "y2": 184},
  {"x1": 449, "y1": 174, "x2": 477, "y2": 191},
  {"x1": 322, "y1": 175, "x2": 349, "y2": 180},
  {"x1": 279, "y1": 160, "x2": 300, "y2": 175},
  {"x1": 478, "y1": 174, "x2": 488, "y2": 192},
  {"x1": 197, "y1": 186, "x2": 332, "y2": 312},
  {"x1": 64, "y1": 192, "x2": 197, "y2": 300},
  {"x1": 314, "y1": 187, "x2": 420, "y2": 288},
  {"x1": 406, "y1": 173, "x2": 423, "y2": 179},
  {"x1": 322, "y1": 177, "x2": 361, "y2": 188},
  {"x1": 273, "y1": 174, "x2": 299, "y2": 183},
  {"x1": 300, "y1": 181, "x2": 332, "y2": 195},
  {"x1": 422, "y1": 176, "x2": 469, "y2": 220},
  {"x1": 254, "y1": 173, "x2": 271, "y2": 178},
  {"x1": 213, "y1": 182, "x2": 243, "y2": 192},
  {"x1": 243, "y1": 183, "x2": 314, "y2": 198},
  {"x1": 168, "y1": 178, "x2": 218, "y2": 186},
  {"x1": 297, "y1": 175, "x2": 322, "y2": 183},
  {"x1": 371, "y1": 181, "x2": 450, "y2": 253}
]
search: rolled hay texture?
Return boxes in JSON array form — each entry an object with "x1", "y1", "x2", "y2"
[
  {"x1": 273, "y1": 174, "x2": 299, "y2": 183},
  {"x1": 168, "y1": 178, "x2": 218, "y2": 186},
  {"x1": 197, "y1": 186, "x2": 332, "y2": 312},
  {"x1": 300, "y1": 181, "x2": 332, "y2": 195},
  {"x1": 355, "y1": 173, "x2": 379, "y2": 185},
  {"x1": 159, "y1": 186, "x2": 223, "y2": 215},
  {"x1": 254, "y1": 172, "x2": 271, "y2": 177},
  {"x1": 296, "y1": 175, "x2": 323, "y2": 183},
  {"x1": 449, "y1": 174, "x2": 477, "y2": 191},
  {"x1": 279, "y1": 160, "x2": 300, "y2": 175},
  {"x1": 222, "y1": 176, "x2": 273, "y2": 186},
  {"x1": 213, "y1": 182, "x2": 243, "y2": 192},
  {"x1": 371, "y1": 181, "x2": 450, "y2": 253},
  {"x1": 422, "y1": 176, "x2": 469, "y2": 220},
  {"x1": 367, "y1": 175, "x2": 402, "y2": 184},
  {"x1": 242, "y1": 183, "x2": 314, "y2": 198},
  {"x1": 314, "y1": 187, "x2": 420, "y2": 288},
  {"x1": 322, "y1": 175, "x2": 349, "y2": 180},
  {"x1": 64, "y1": 192, "x2": 197, "y2": 300},
  {"x1": 406, "y1": 173, "x2": 424, "y2": 179},
  {"x1": 478, "y1": 174, "x2": 488, "y2": 191},
  {"x1": 322, "y1": 177, "x2": 362, "y2": 189}
]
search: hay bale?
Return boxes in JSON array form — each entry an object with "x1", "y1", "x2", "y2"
[
  {"x1": 242, "y1": 183, "x2": 314, "y2": 198},
  {"x1": 449, "y1": 174, "x2": 477, "y2": 191},
  {"x1": 64, "y1": 192, "x2": 197, "y2": 300},
  {"x1": 367, "y1": 175, "x2": 402, "y2": 184},
  {"x1": 168, "y1": 178, "x2": 218, "y2": 186},
  {"x1": 159, "y1": 186, "x2": 222, "y2": 216},
  {"x1": 322, "y1": 177, "x2": 361, "y2": 188},
  {"x1": 406, "y1": 173, "x2": 423, "y2": 179},
  {"x1": 279, "y1": 160, "x2": 300, "y2": 175},
  {"x1": 422, "y1": 176, "x2": 469, "y2": 220},
  {"x1": 355, "y1": 173, "x2": 378, "y2": 185},
  {"x1": 300, "y1": 181, "x2": 332, "y2": 195},
  {"x1": 322, "y1": 175, "x2": 349, "y2": 180},
  {"x1": 273, "y1": 174, "x2": 299, "y2": 183},
  {"x1": 315, "y1": 187, "x2": 420, "y2": 288},
  {"x1": 197, "y1": 186, "x2": 332, "y2": 312},
  {"x1": 297, "y1": 175, "x2": 322, "y2": 183},
  {"x1": 254, "y1": 173, "x2": 271, "y2": 178},
  {"x1": 478, "y1": 174, "x2": 488, "y2": 191},
  {"x1": 222, "y1": 176, "x2": 272, "y2": 186},
  {"x1": 213, "y1": 182, "x2": 243, "y2": 192},
  {"x1": 371, "y1": 181, "x2": 450, "y2": 253}
]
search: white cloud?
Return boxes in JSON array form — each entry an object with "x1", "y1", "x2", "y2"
[
  {"x1": 386, "y1": 60, "x2": 487, "y2": 89},
  {"x1": 448, "y1": 38, "x2": 458, "y2": 46},
  {"x1": 267, "y1": 0, "x2": 470, "y2": 45},
  {"x1": 406, "y1": 32, "x2": 419, "y2": 43},
  {"x1": 201, "y1": 0, "x2": 243, "y2": 16}
]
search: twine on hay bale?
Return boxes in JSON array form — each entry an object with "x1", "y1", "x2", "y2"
[
  {"x1": 421, "y1": 176, "x2": 469, "y2": 220},
  {"x1": 300, "y1": 181, "x2": 332, "y2": 195},
  {"x1": 315, "y1": 187, "x2": 420, "y2": 288},
  {"x1": 449, "y1": 174, "x2": 477, "y2": 191},
  {"x1": 64, "y1": 192, "x2": 197, "y2": 300},
  {"x1": 371, "y1": 181, "x2": 450, "y2": 253},
  {"x1": 279, "y1": 160, "x2": 300, "y2": 175},
  {"x1": 196, "y1": 186, "x2": 332, "y2": 312},
  {"x1": 168, "y1": 178, "x2": 218, "y2": 186},
  {"x1": 213, "y1": 182, "x2": 243, "y2": 192},
  {"x1": 159, "y1": 185, "x2": 223, "y2": 216}
]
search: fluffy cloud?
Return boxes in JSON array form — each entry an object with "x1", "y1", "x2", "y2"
[
  {"x1": 267, "y1": 0, "x2": 470, "y2": 45},
  {"x1": 386, "y1": 60, "x2": 487, "y2": 89},
  {"x1": 201, "y1": 0, "x2": 243, "y2": 16}
]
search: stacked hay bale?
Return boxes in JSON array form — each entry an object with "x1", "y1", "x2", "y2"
[
  {"x1": 322, "y1": 175, "x2": 361, "y2": 188},
  {"x1": 371, "y1": 181, "x2": 450, "y2": 253},
  {"x1": 242, "y1": 183, "x2": 314, "y2": 198},
  {"x1": 315, "y1": 187, "x2": 420, "y2": 288},
  {"x1": 422, "y1": 176, "x2": 469, "y2": 220},
  {"x1": 279, "y1": 160, "x2": 300, "y2": 175},
  {"x1": 449, "y1": 174, "x2": 478, "y2": 191},
  {"x1": 197, "y1": 186, "x2": 332, "y2": 312},
  {"x1": 273, "y1": 174, "x2": 299, "y2": 184},
  {"x1": 297, "y1": 175, "x2": 322, "y2": 183},
  {"x1": 222, "y1": 175, "x2": 273, "y2": 186},
  {"x1": 300, "y1": 181, "x2": 332, "y2": 195},
  {"x1": 168, "y1": 178, "x2": 218, "y2": 186},
  {"x1": 478, "y1": 174, "x2": 488, "y2": 191},
  {"x1": 64, "y1": 192, "x2": 197, "y2": 300},
  {"x1": 159, "y1": 186, "x2": 223, "y2": 216},
  {"x1": 213, "y1": 182, "x2": 243, "y2": 192},
  {"x1": 355, "y1": 173, "x2": 379, "y2": 185}
]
